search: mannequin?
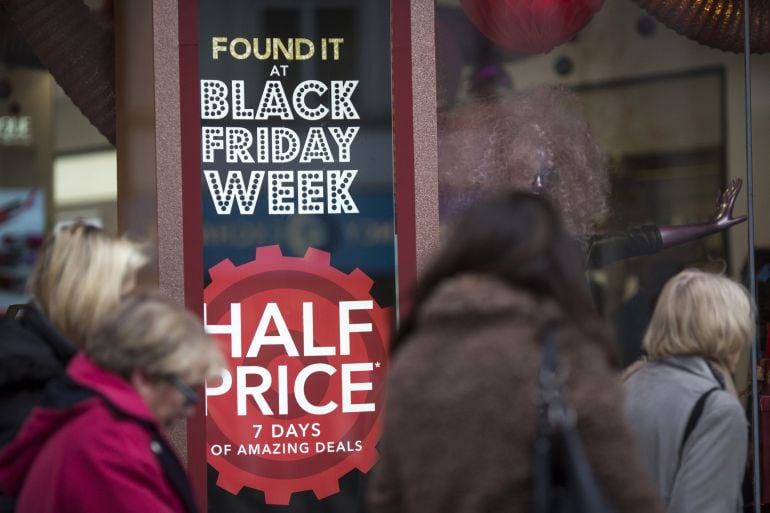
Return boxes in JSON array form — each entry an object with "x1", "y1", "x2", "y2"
[
  {"x1": 438, "y1": 85, "x2": 746, "y2": 268},
  {"x1": 582, "y1": 177, "x2": 745, "y2": 268}
]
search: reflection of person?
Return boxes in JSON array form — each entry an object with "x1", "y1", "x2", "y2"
[
  {"x1": 438, "y1": 85, "x2": 746, "y2": 268},
  {"x1": 624, "y1": 270, "x2": 753, "y2": 513},
  {"x1": 368, "y1": 192, "x2": 663, "y2": 513},
  {"x1": 0, "y1": 222, "x2": 147, "y2": 452},
  {"x1": 0, "y1": 290, "x2": 223, "y2": 513}
]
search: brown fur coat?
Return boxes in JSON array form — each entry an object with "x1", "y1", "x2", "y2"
[{"x1": 367, "y1": 274, "x2": 663, "y2": 513}]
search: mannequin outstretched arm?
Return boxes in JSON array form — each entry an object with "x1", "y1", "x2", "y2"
[
  {"x1": 658, "y1": 178, "x2": 747, "y2": 249},
  {"x1": 586, "y1": 179, "x2": 746, "y2": 269}
]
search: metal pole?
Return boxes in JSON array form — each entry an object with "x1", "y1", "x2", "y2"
[{"x1": 742, "y1": 1, "x2": 761, "y2": 511}]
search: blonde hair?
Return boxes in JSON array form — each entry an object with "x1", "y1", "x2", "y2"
[
  {"x1": 643, "y1": 269, "x2": 755, "y2": 368},
  {"x1": 27, "y1": 222, "x2": 148, "y2": 348},
  {"x1": 86, "y1": 289, "x2": 224, "y2": 384}
]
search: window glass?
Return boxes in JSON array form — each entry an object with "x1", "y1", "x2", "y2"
[{"x1": 435, "y1": 1, "x2": 770, "y2": 500}]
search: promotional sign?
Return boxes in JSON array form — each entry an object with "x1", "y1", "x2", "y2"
[{"x1": 196, "y1": 2, "x2": 396, "y2": 510}]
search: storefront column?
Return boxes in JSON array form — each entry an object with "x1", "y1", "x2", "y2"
[
  {"x1": 115, "y1": 0, "x2": 189, "y2": 460},
  {"x1": 411, "y1": 0, "x2": 440, "y2": 272}
]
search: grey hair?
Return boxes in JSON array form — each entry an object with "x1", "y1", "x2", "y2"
[{"x1": 86, "y1": 289, "x2": 224, "y2": 384}]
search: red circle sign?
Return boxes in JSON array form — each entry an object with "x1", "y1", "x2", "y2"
[{"x1": 204, "y1": 245, "x2": 391, "y2": 505}]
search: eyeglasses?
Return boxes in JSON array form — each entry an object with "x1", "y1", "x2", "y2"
[
  {"x1": 165, "y1": 375, "x2": 199, "y2": 408},
  {"x1": 52, "y1": 218, "x2": 103, "y2": 236}
]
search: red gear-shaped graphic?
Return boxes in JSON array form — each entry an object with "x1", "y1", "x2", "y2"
[{"x1": 204, "y1": 245, "x2": 391, "y2": 505}]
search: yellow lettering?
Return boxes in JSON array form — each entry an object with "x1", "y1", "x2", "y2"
[
  {"x1": 295, "y1": 38, "x2": 314, "y2": 60},
  {"x1": 212, "y1": 37, "x2": 228, "y2": 59},
  {"x1": 273, "y1": 39, "x2": 294, "y2": 60},
  {"x1": 328, "y1": 38, "x2": 344, "y2": 60},
  {"x1": 230, "y1": 37, "x2": 251, "y2": 59},
  {"x1": 254, "y1": 38, "x2": 271, "y2": 60}
]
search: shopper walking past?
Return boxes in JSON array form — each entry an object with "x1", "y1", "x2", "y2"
[
  {"x1": 367, "y1": 192, "x2": 663, "y2": 513},
  {"x1": 0, "y1": 221, "x2": 147, "y2": 453},
  {"x1": 624, "y1": 269, "x2": 753, "y2": 513},
  {"x1": 0, "y1": 290, "x2": 223, "y2": 513}
]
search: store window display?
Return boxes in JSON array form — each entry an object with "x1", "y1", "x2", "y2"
[{"x1": 434, "y1": 0, "x2": 770, "y2": 508}]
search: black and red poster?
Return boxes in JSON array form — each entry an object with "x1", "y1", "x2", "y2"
[{"x1": 192, "y1": 2, "x2": 397, "y2": 511}]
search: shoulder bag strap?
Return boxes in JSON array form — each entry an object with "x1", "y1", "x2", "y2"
[
  {"x1": 536, "y1": 322, "x2": 618, "y2": 513},
  {"x1": 678, "y1": 387, "x2": 721, "y2": 461},
  {"x1": 533, "y1": 323, "x2": 559, "y2": 513}
]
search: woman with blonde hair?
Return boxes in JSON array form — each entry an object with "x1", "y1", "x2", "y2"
[
  {"x1": 0, "y1": 222, "x2": 147, "y2": 450},
  {"x1": 0, "y1": 290, "x2": 223, "y2": 513},
  {"x1": 624, "y1": 269, "x2": 754, "y2": 513}
]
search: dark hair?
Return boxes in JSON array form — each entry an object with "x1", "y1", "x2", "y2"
[{"x1": 394, "y1": 192, "x2": 616, "y2": 364}]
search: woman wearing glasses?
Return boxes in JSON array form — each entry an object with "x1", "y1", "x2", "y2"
[{"x1": 0, "y1": 290, "x2": 223, "y2": 513}]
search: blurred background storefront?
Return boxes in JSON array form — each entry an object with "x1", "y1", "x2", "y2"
[
  {"x1": 0, "y1": 0, "x2": 115, "y2": 308},
  {"x1": 1, "y1": 0, "x2": 769, "y2": 511}
]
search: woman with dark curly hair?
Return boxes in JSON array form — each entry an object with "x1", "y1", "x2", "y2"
[{"x1": 367, "y1": 191, "x2": 663, "y2": 513}]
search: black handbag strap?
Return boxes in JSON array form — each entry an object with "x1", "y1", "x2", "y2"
[
  {"x1": 533, "y1": 323, "x2": 559, "y2": 513},
  {"x1": 533, "y1": 323, "x2": 617, "y2": 513},
  {"x1": 536, "y1": 322, "x2": 571, "y2": 429},
  {"x1": 541, "y1": 323, "x2": 559, "y2": 373},
  {"x1": 655, "y1": 359, "x2": 724, "y2": 461},
  {"x1": 679, "y1": 387, "x2": 720, "y2": 460},
  {"x1": 666, "y1": 386, "x2": 721, "y2": 501}
]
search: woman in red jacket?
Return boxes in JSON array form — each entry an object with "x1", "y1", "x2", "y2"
[{"x1": 0, "y1": 290, "x2": 223, "y2": 513}]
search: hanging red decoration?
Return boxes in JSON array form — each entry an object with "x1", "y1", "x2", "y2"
[
  {"x1": 633, "y1": 0, "x2": 770, "y2": 54},
  {"x1": 459, "y1": 0, "x2": 606, "y2": 55}
]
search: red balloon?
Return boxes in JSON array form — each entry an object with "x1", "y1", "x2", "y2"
[{"x1": 459, "y1": 0, "x2": 605, "y2": 55}]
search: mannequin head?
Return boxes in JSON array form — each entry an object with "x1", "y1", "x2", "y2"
[{"x1": 438, "y1": 85, "x2": 609, "y2": 237}]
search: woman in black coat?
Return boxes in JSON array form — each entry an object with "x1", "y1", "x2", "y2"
[{"x1": 0, "y1": 222, "x2": 146, "y2": 448}]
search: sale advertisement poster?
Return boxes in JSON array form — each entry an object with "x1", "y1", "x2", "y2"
[{"x1": 196, "y1": 2, "x2": 396, "y2": 511}]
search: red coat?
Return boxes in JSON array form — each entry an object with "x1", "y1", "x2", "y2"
[{"x1": 0, "y1": 354, "x2": 197, "y2": 513}]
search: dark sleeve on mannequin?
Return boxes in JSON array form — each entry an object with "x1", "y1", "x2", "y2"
[{"x1": 585, "y1": 226, "x2": 663, "y2": 269}]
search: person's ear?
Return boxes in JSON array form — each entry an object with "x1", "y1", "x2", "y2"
[{"x1": 130, "y1": 369, "x2": 153, "y2": 398}]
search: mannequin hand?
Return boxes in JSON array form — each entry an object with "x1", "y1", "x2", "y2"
[{"x1": 714, "y1": 178, "x2": 747, "y2": 228}]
